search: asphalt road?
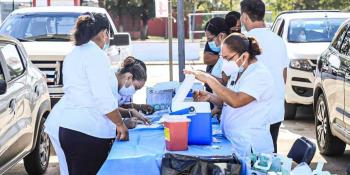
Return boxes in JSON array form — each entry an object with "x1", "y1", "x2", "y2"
[{"x1": 5, "y1": 64, "x2": 350, "y2": 175}]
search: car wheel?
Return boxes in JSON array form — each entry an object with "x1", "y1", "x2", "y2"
[
  {"x1": 24, "y1": 117, "x2": 50, "y2": 175},
  {"x1": 315, "y1": 94, "x2": 346, "y2": 156},
  {"x1": 284, "y1": 101, "x2": 297, "y2": 120}
]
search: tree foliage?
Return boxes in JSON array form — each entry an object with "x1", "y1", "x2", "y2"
[
  {"x1": 196, "y1": 0, "x2": 241, "y2": 12},
  {"x1": 105, "y1": 0, "x2": 155, "y2": 21},
  {"x1": 266, "y1": 0, "x2": 350, "y2": 18}
]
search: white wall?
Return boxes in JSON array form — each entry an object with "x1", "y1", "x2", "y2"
[{"x1": 132, "y1": 41, "x2": 200, "y2": 61}]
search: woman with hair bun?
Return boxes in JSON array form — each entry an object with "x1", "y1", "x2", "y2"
[
  {"x1": 110, "y1": 56, "x2": 153, "y2": 129},
  {"x1": 185, "y1": 33, "x2": 274, "y2": 157},
  {"x1": 44, "y1": 12, "x2": 128, "y2": 175}
]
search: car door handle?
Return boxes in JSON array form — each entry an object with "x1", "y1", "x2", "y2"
[
  {"x1": 9, "y1": 99, "x2": 16, "y2": 114},
  {"x1": 34, "y1": 85, "x2": 40, "y2": 97},
  {"x1": 321, "y1": 63, "x2": 328, "y2": 71}
]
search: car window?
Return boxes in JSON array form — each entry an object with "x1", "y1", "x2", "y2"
[
  {"x1": 272, "y1": 18, "x2": 282, "y2": 33},
  {"x1": 278, "y1": 20, "x2": 285, "y2": 37},
  {"x1": 340, "y1": 28, "x2": 350, "y2": 56},
  {"x1": 0, "y1": 64, "x2": 5, "y2": 81},
  {"x1": 288, "y1": 18, "x2": 346, "y2": 43},
  {"x1": 0, "y1": 44, "x2": 24, "y2": 80},
  {"x1": 0, "y1": 13, "x2": 80, "y2": 41},
  {"x1": 332, "y1": 24, "x2": 349, "y2": 52}
]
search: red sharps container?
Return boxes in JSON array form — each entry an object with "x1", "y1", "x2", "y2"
[{"x1": 164, "y1": 115, "x2": 191, "y2": 151}]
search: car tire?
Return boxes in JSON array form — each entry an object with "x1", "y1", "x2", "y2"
[
  {"x1": 24, "y1": 117, "x2": 50, "y2": 175},
  {"x1": 315, "y1": 94, "x2": 346, "y2": 156},
  {"x1": 284, "y1": 101, "x2": 297, "y2": 120}
]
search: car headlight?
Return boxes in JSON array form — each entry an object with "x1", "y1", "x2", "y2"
[{"x1": 289, "y1": 59, "x2": 313, "y2": 72}]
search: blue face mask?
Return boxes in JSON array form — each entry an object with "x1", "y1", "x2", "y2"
[
  {"x1": 208, "y1": 41, "x2": 221, "y2": 52},
  {"x1": 103, "y1": 42, "x2": 110, "y2": 51}
]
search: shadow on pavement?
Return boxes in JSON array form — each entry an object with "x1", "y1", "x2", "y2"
[
  {"x1": 284, "y1": 105, "x2": 350, "y2": 175},
  {"x1": 4, "y1": 162, "x2": 60, "y2": 175}
]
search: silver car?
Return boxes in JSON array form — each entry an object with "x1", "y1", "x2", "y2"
[{"x1": 0, "y1": 35, "x2": 51, "y2": 174}]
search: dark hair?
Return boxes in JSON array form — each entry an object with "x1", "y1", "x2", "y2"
[
  {"x1": 225, "y1": 11, "x2": 241, "y2": 29},
  {"x1": 240, "y1": 0, "x2": 265, "y2": 22},
  {"x1": 119, "y1": 56, "x2": 147, "y2": 81},
  {"x1": 126, "y1": 56, "x2": 147, "y2": 71},
  {"x1": 72, "y1": 12, "x2": 109, "y2": 46},
  {"x1": 223, "y1": 33, "x2": 262, "y2": 59},
  {"x1": 204, "y1": 17, "x2": 230, "y2": 36}
]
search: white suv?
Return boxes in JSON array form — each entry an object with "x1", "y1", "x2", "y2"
[
  {"x1": 0, "y1": 6, "x2": 132, "y2": 106},
  {"x1": 271, "y1": 10, "x2": 350, "y2": 119}
]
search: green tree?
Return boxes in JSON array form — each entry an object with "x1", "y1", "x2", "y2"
[
  {"x1": 266, "y1": 0, "x2": 350, "y2": 19},
  {"x1": 104, "y1": 0, "x2": 155, "y2": 40},
  {"x1": 102, "y1": 0, "x2": 243, "y2": 39},
  {"x1": 196, "y1": 0, "x2": 240, "y2": 12}
]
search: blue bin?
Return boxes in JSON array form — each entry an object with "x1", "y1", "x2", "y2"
[{"x1": 170, "y1": 107, "x2": 212, "y2": 145}]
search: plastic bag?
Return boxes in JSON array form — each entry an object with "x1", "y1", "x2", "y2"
[
  {"x1": 291, "y1": 162, "x2": 312, "y2": 175},
  {"x1": 161, "y1": 153, "x2": 241, "y2": 175}
]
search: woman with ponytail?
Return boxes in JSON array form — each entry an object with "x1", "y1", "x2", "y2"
[
  {"x1": 45, "y1": 12, "x2": 128, "y2": 175},
  {"x1": 185, "y1": 33, "x2": 274, "y2": 158}
]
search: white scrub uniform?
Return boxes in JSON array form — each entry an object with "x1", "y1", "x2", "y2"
[
  {"x1": 220, "y1": 62, "x2": 274, "y2": 157},
  {"x1": 44, "y1": 41, "x2": 119, "y2": 175},
  {"x1": 211, "y1": 56, "x2": 223, "y2": 78},
  {"x1": 246, "y1": 28, "x2": 289, "y2": 124}
]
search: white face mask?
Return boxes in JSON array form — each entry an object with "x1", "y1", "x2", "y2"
[
  {"x1": 222, "y1": 54, "x2": 245, "y2": 76},
  {"x1": 119, "y1": 80, "x2": 136, "y2": 96}
]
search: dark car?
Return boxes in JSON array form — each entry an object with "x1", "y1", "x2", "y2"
[
  {"x1": 314, "y1": 19, "x2": 350, "y2": 156},
  {"x1": 0, "y1": 35, "x2": 51, "y2": 174}
]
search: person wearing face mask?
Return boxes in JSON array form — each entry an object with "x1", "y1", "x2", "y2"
[
  {"x1": 44, "y1": 13, "x2": 128, "y2": 175},
  {"x1": 110, "y1": 56, "x2": 153, "y2": 128},
  {"x1": 203, "y1": 17, "x2": 231, "y2": 116},
  {"x1": 203, "y1": 17, "x2": 230, "y2": 91},
  {"x1": 185, "y1": 33, "x2": 274, "y2": 157},
  {"x1": 240, "y1": 0, "x2": 289, "y2": 153}
]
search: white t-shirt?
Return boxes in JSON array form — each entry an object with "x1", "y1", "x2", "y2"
[
  {"x1": 247, "y1": 28, "x2": 289, "y2": 124},
  {"x1": 45, "y1": 41, "x2": 118, "y2": 139},
  {"x1": 221, "y1": 62, "x2": 274, "y2": 156}
]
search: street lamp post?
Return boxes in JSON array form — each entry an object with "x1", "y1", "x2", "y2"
[
  {"x1": 168, "y1": 0, "x2": 173, "y2": 81},
  {"x1": 177, "y1": 0, "x2": 185, "y2": 82}
]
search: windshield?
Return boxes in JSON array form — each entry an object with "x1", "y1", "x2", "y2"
[
  {"x1": 288, "y1": 18, "x2": 346, "y2": 43},
  {"x1": 0, "y1": 12, "x2": 80, "y2": 41}
]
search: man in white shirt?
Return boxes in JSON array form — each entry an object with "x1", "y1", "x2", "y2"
[{"x1": 240, "y1": 0, "x2": 289, "y2": 153}]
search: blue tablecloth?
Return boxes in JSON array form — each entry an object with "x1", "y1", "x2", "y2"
[{"x1": 97, "y1": 123, "x2": 236, "y2": 175}]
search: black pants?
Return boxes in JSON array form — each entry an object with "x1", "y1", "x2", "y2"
[
  {"x1": 270, "y1": 122, "x2": 282, "y2": 153},
  {"x1": 59, "y1": 127, "x2": 114, "y2": 175}
]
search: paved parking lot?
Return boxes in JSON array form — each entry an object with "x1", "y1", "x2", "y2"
[{"x1": 5, "y1": 64, "x2": 350, "y2": 175}]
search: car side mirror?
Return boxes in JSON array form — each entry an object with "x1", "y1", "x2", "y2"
[
  {"x1": 0, "y1": 79, "x2": 7, "y2": 95},
  {"x1": 110, "y1": 33, "x2": 131, "y2": 46}
]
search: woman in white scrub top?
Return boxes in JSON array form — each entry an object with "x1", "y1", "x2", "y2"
[
  {"x1": 204, "y1": 17, "x2": 231, "y2": 86},
  {"x1": 110, "y1": 57, "x2": 152, "y2": 126},
  {"x1": 44, "y1": 13, "x2": 128, "y2": 175},
  {"x1": 185, "y1": 33, "x2": 274, "y2": 157}
]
